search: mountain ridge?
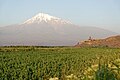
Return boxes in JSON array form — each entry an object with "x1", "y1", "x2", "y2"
[{"x1": 0, "y1": 13, "x2": 118, "y2": 46}]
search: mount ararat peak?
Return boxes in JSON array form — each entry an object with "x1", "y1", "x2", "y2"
[{"x1": 23, "y1": 13, "x2": 72, "y2": 25}]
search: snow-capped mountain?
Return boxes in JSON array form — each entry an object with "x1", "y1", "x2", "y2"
[
  {"x1": 0, "y1": 13, "x2": 117, "y2": 46},
  {"x1": 23, "y1": 13, "x2": 72, "y2": 25}
]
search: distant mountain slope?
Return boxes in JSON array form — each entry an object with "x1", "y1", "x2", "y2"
[
  {"x1": 0, "y1": 13, "x2": 118, "y2": 46},
  {"x1": 75, "y1": 35, "x2": 120, "y2": 48}
]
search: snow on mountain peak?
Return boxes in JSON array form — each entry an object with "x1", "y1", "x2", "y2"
[{"x1": 23, "y1": 13, "x2": 72, "y2": 24}]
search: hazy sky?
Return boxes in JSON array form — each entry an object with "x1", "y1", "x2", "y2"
[{"x1": 0, "y1": 0, "x2": 120, "y2": 33}]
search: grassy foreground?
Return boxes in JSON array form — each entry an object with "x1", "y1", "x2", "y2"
[{"x1": 0, "y1": 46, "x2": 120, "y2": 80}]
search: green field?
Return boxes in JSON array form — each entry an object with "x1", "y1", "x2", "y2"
[{"x1": 0, "y1": 47, "x2": 120, "y2": 80}]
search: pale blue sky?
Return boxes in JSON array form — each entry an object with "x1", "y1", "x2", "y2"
[{"x1": 0, "y1": 0, "x2": 120, "y2": 33}]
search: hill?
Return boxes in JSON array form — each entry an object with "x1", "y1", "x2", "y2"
[{"x1": 75, "y1": 35, "x2": 120, "y2": 48}]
